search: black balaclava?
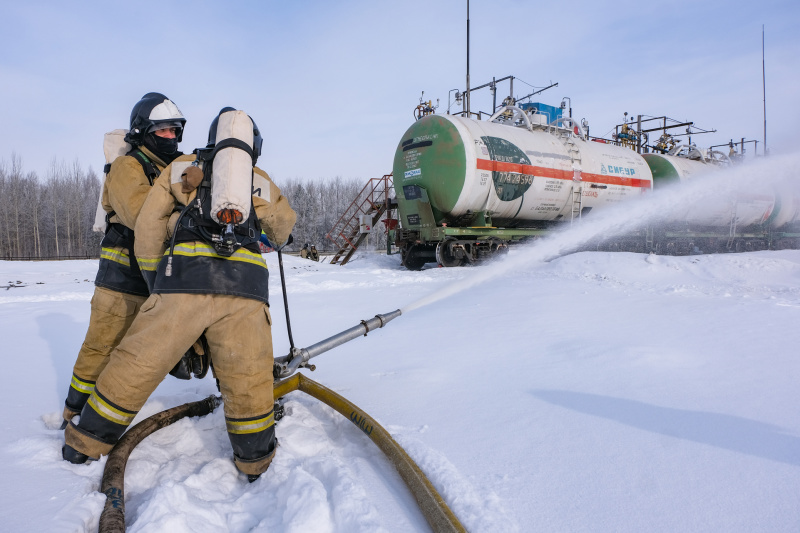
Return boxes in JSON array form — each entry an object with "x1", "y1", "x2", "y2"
[{"x1": 143, "y1": 132, "x2": 181, "y2": 164}]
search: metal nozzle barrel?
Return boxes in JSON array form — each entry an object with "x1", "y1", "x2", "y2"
[{"x1": 274, "y1": 309, "x2": 402, "y2": 379}]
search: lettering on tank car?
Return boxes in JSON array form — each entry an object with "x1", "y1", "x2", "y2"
[
  {"x1": 403, "y1": 185, "x2": 422, "y2": 200},
  {"x1": 534, "y1": 203, "x2": 561, "y2": 212},
  {"x1": 414, "y1": 134, "x2": 439, "y2": 143},
  {"x1": 583, "y1": 190, "x2": 598, "y2": 198},
  {"x1": 404, "y1": 168, "x2": 421, "y2": 179},
  {"x1": 405, "y1": 161, "x2": 417, "y2": 170},
  {"x1": 496, "y1": 172, "x2": 534, "y2": 185},
  {"x1": 600, "y1": 164, "x2": 636, "y2": 176},
  {"x1": 543, "y1": 180, "x2": 562, "y2": 192},
  {"x1": 404, "y1": 151, "x2": 421, "y2": 166}
]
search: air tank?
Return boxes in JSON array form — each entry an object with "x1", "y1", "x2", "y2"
[{"x1": 393, "y1": 112, "x2": 653, "y2": 228}]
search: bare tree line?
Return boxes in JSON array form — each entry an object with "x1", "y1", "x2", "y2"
[
  {"x1": 0, "y1": 154, "x2": 102, "y2": 260},
  {"x1": 0, "y1": 154, "x2": 390, "y2": 260},
  {"x1": 279, "y1": 176, "x2": 391, "y2": 253}
]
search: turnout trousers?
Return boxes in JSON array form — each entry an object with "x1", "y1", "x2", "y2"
[
  {"x1": 63, "y1": 286, "x2": 148, "y2": 422},
  {"x1": 65, "y1": 292, "x2": 277, "y2": 476}
]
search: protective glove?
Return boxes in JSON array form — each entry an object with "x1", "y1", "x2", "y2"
[
  {"x1": 181, "y1": 165, "x2": 203, "y2": 194},
  {"x1": 169, "y1": 335, "x2": 210, "y2": 380}
]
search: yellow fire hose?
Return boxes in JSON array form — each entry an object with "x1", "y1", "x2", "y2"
[
  {"x1": 275, "y1": 373, "x2": 466, "y2": 533},
  {"x1": 98, "y1": 374, "x2": 466, "y2": 533}
]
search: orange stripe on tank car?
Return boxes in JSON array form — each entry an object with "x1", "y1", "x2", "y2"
[{"x1": 476, "y1": 158, "x2": 652, "y2": 189}]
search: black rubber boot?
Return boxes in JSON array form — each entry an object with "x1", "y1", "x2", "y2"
[
  {"x1": 247, "y1": 474, "x2": 260, "y2": 483},
  {"x1": 62, "y1": 444, "x2": 91, "y2": 464}
]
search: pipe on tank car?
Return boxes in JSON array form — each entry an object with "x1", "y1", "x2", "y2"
[
  {"x1": 549, "y1": 116, "x2": 587, "y2": 141},
  {"x1": 487, "y1": 105, "x2": 533, "y2": 131}
]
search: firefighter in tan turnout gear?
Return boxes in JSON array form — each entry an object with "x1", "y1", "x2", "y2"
[
  {"x1": 63, "y1": 108, "x2": 297, "y2": 482},
  {"x1": 61, "y1": 93, "x2": 186, "y2": 427}
]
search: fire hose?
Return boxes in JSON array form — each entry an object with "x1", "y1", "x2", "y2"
[{"x1": 98, "y1": 310, "x2": 466, "y2": 533}]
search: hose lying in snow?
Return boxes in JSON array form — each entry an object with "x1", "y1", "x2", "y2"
[
  {"x1": 274, "y1": 373, "x2": 466, "y2": 533},
  {"x1": 99, "y1": 308, "x2": 464, "y2": 532},
  {"x1": 98, "y1": 395, "x2": 222, "y2": 533},
  {"x1": 97, "y1": 375, "x2": 465, "y2": 533}
]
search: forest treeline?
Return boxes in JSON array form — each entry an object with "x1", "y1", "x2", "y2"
[{"x1": 0, "y1": 154, "x2": 389, "y2": 260}]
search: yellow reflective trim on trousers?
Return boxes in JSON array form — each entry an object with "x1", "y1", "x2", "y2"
[
  {"x1": 168, "y1": 242, "x2": 267, "y2": 268},
  {"x1": 137, "y1": 257, "x2": 161, "y2": 272},
  {"x1": 226, "y1": 413, "x2": 275, "y2": 435},
  {"x1": 87, "y1": 393, "x2": 136, "y2": 426},
  {"x1": 101, "y1": 248, "x2": 130, "y2": 267},
  {"x1": 70, "y1": 376, "x2": 95, "y2": 394}
]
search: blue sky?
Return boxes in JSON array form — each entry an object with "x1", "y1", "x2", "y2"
[{"x1": 1, "y1": 0, "x2": 797, "y2": 182}]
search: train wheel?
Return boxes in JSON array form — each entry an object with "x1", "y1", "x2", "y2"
[
  {"x1": 436, "y1": 239, "x2": 464, "y2": 268},
  {"x1": 402, "y1": 245, "x2": 427, "y2": 271},
  {"x1": 488, "y1": 238, "x2": 509, "y2": 259}
]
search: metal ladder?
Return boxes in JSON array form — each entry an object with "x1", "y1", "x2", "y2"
[
  {"x1": 561, "y1": 131, "x2": 583, "y2": 223},
  {"x1": 570, "y1": 185, "x2": 583, "y2": 223},
  {"x1": 726, "y1": 203, "x2": 739, "y2": 250},
  {"x1": 561, "y1": 132, "x2": 582, "y2": 166},
  {"x1": 326, "y1": 174, "x2": 394, "y2": 266}
]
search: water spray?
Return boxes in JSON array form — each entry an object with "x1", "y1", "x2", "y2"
[{"x1": 401, "y1": 152, "x2": 800, "y2": 314}]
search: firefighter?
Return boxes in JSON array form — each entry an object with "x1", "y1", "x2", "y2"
[
  {"x1": 61, "y1": 93, "x2": 186, "y2": 428},
  {"x1": 63, "y1": 108, "x2": 296, "y2": 482},
  {"x1": 300, "y1": 243, "x2": 309, "y2": 259},
  {"x1": 308, "y1": 245, "x2": 320, "y2": 262}
]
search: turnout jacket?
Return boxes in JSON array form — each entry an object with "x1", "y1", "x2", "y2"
[
  {"x1": 135, "y1": 153, "x2": 296, "y2": 303},
  {"x1": 96, "y1": 146, "x2": 168, "y2": 296}
]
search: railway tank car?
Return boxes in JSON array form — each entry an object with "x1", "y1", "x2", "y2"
[
  {"x1": 636, "y1": 149, "x2": 800, "y2": 253},
  {"x1": 393, "y1": 106, "x2": 653, "y2": 269},
  {"x1": 391, "y1": 104, "x2": 800, "y2": 269}
]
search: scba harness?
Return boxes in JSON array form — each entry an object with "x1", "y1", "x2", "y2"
[
  {"x1": 154, "y1": 109, "x2": 270, "y2": 305},
  {"x1": 96, "y1": 146, "x2": 169, "y2": 296},
  {"x1": 172, "y1": 142, "x2": 262, "y2": 260}
]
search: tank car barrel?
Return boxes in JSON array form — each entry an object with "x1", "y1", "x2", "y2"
[{"x1": 275, "y1": 310, "x2": 402, "y2": 378}]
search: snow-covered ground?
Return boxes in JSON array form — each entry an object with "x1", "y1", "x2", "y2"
[
  {"x1": 2, "y1": 151, "x2": 800, "y2": 532},
  {"x1": 2, "y1": 243, "x2": 800, "y2": 532}
]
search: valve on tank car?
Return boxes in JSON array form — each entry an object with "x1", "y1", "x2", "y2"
[
  {"x1": 654, "y1": 133, "x2": 677, "y2": 154},
  {"x1": 414, "y1": 91, "x2": 439, "y2": 121}
]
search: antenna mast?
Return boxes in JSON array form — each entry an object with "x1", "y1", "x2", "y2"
[
  {"x1": 466, "y1": 0, "x2": 471, "y2": 116},
  {"x1": 762, "y1": 24, "x2": 767, "y2": 156}
]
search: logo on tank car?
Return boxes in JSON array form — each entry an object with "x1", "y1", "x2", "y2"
[
  {"x1": 481, "y1": 136, "x2": 535, "y2": 202},
  {"x1": 404, "y1": 168, "x2": 422, "y2": 179},
  {"x1": 601, "y1": 164, "x2": 636, "y2": 176}
]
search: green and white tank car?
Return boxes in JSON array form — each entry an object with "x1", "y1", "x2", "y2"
[
  {"x1": 392, "y1": 105, "x2": 653, "y2": 269},
  {"x1": 392, "y1": 106, "x2": 800, "y2": 269},
  {"x1": 638, "y1": 148, "x2": 800, "y2": 253}
]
